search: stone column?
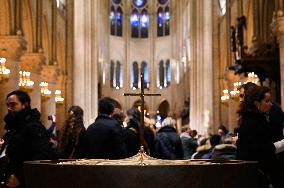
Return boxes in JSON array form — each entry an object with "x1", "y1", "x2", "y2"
[
  {"x1": 189, "y1": 0, "x2": 214, "y2": 135},
  {"x1": 40, "y1": 65, "x2": 58, "y2": 128},
  {"x1": 0, "y1": 35, "x2": 26, "y2": 135},
  {"x1": 20, "y1": 53, "x2": 45, "y2": 110},
  {"x1": 272, "y1": 14, "x2": 284, "y2": 109},
  {"x1": 74, "y1": 0, "x2": 99, "y2": 126}
]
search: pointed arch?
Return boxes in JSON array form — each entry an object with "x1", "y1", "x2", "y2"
[
  {"x1": 140, "y1": 9, "x2": 149, "y2": 38},
  {"x1": 164, "y1": 6, "x2": 170, "y2": 35},
  {"x1": 116, "y1": 6, "x2": 123, "y2": 36},
  {"x1": 159, "y1": 60, "x2": 164, "y2": 88},
  {"x1": 131, "y1": 61, "x2": 139, "y2": 89},
  {"x1": 110, "y1": 60, "x2": 115, "y2": 87},
  {"x1": 157, "y1": 7, "x2": 164, "y2": 37},
  {"x1": 22, "y1": 0, "x2": 34, "y2": 52},
  {"x1": 56, "y1": 34, "x2": 65, "y2": 71},
  {"x1": 166, "y1": 59, "x2": 171, "y2": 86},
  {"x1": 42, "y1": 15, "x2": 50, "y2": 63},
  {"x1": 110, "y1": 6, "x2": 116, "y2": 35},
  {"x1": 141, "y1": 61, "x2": 149, "y2": 88},
  {"x1": 157, "y1": 99, "x2": 170, "y2": 120},
  {"x1": 0, "y1": 0, "x2": 11, "y2": 35},
  {"x1": 130, "y1": 9, "x2": 139, "y2": 38}
]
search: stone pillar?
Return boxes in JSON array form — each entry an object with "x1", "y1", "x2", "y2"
[
  {"x1": 20, "y1": 53, "x2": 45, "y2": 110},
  {"x1": 272, "y1": 15, "x2": 284, "y2": 109},
  {"x1": 40, "y1": 65, "x2": 58, "y2": 128},
  {"x1": 189, "y1": 0, "x2": 214, "y2": 135},
  {"x1": 74, "y1": 0, "x2": 99, "y2": 126},
  {"x1": 0, "y1": 35, "x2": 26, "y2": 135}
]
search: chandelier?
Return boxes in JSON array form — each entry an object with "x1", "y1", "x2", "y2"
[
  {"x1": 230, "y1": 82, "x2": 242, "y2": 98},
  {"x1": 0, "y1": 57, "x2": 10, "y2": 83},
  {"x1": 19, "y1": 71, "x2": 34, "y2": 91},
  {"x1": 55, "y1": 90, "x2": 64, "y2": 103},
  {"x1": 40, "y1": 82, "x2": 51, "y2": 98},
  {"x1": 246, "y1": 72, "x2": 259, "y2": 84},
  {"x1": 221, "y1": 89, "x2": 230, "y2": 102}
]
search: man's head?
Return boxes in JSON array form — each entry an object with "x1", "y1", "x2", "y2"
[
  {"x1": 98, "y1": 97, "x2": 115, "y2": 115},
  {"x1": 6, "y1": 90, "x2": 31, "y2": 116}
]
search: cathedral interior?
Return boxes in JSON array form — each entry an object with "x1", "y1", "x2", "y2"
[{"x1": 0, "y1": 0, "x2": 283, "y2": 137}]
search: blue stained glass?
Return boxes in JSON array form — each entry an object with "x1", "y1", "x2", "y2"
[
  {"x1": 109, "y1": 11, "x2": 115, "y2": 20},
  {"x1": 116, "y1": 12, "x2": 122, "y2": 22},
  {"x1": 130, "y1": 14, "x2": 139, "y2": 27},
  {"x1": 133, "y1": 0, "x2": 146, "y2": 8},
  {"x1": 140, "y1": 14, "x2": 148, "y2": 27}
]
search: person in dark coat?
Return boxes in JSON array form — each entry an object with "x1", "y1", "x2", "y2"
[
  {"x1": 237, "y1": 86, "x2": 284, "y2": 188},
  {"x1": 155, "y1": 117, "x2": 183, "y2": 160},
  {"x1": 86, "y1": 97, "x2": 127, "y2": 159},
  {"x1": 124, "y1": 108, "x2": 155, "y2": 157},
  {"x1": 0, "y1": 90, "x2": 54, "y2": 188},
  {"x1": 59, "y1": 106, "x2": 87, "y2": 159}
]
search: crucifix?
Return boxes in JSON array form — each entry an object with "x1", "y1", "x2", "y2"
[{"x1": 124, "y1": 68, "x2": 161, "y2": 154}]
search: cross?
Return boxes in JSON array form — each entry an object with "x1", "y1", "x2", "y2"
[{"x1": 124, "y1": 68, "x2": 161, "y2": 154}]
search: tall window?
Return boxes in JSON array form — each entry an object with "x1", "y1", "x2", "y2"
[
  {"x1": 131, "y1": 0, "x2": 149, "y2": 38},
  {"x1": 131, "y1": 62, "x2": 139, "y2": 89},
  {"x1": 110, "y1": 0, "x2": 123, "y2": 37},
  {"x1": 166, "y1": 59, "x2": 171, "y2": 86},
  {"x1": 110, "y1": 60, "x2": 123, "y2": 89},
  {"x1": 158, "y1": 60, "x2": 164, "y2": 88},
  {"x1": 142, "y1": 61, "x2": 149, "y2": 88},
  {"x1": 157, "y1": 0, "x2": 170, "y2": 37},
  {"x1": 110, "y1": 60, "x2": 115, "y2": 87},
  {"x1": 157, "y1": 59, "x2": 171, "y2": 89},
  {"x1": 115, "y1": 61, "x2": 123, "y2": 89}
]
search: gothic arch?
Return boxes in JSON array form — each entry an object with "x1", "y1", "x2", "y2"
[
  {"x1": 0, "y1": 0, "x2": 11, "y2": 35},
  {"x1": 42, "y1": 15, "x2": 51, "y2": 63},
  {"x1": 22, "y1": 0, "x2": 34, "y2": 52},
  {"x1": 56, "y1": 33, "x2": 65, "y2": 71},
  {"x1": 157, "y1": 99, "x2": 170, "y2": 119}
]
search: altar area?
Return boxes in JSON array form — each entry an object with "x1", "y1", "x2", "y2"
[{"x1": 24, "y1": 149, "x2": 260, "y2": 188}]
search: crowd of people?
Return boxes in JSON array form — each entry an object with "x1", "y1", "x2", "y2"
[{"x1": 1, "y1": 82, "x2": 284, "y2": 187}]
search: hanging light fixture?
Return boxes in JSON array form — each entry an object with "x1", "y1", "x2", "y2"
[
  {"x1": 40, "y1": 82, "x2": 51, "y2": 98},
  {"x1": 19, "y1": 71, "x2": 34, "y2": 91},
  {"x1": 221, "y1": 89, "x2": 230, "y2": 103},
  {"x1": 55, "y1": 90, "x2": 64, "y2": 103},
  {"x1": 0, "y1": 57, "x2": 10, "y2": 83}
]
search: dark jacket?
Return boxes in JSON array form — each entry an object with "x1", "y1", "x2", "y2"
[
  {"x1": 180, "y1": 134, "x2": 198, "y2": 159},
  {"x1": 155, "y1": 126, "x2": 183, "y2": 159},
  {"x1": 269, "y1": 103, "x2": 284, "y2": 142},
  {"x1": 124, "y1": 119, "x2": 155, "y2": 157},
  {"x1": 237, "y1": 112, "x2": 276, "y2": 162},
  {"x1": 1, "y1": 108, "x2": 53, "y2": 186},
  {"x1": 86, "y1": 114, "x2": 127, "y2": 159}
]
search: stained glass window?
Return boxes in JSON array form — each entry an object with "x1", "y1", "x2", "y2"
[
  {"x1": 142, "y1": 61, "x2": 149, "y2": 88},
  {"x1": 131, "y1": 9, "x2": 139, "y2": 38},
  {"x1": 157, "y1": 0, "x2": 170, "y2": 37},
  {"x1": 110, "y1": 1, "x2": 123, "y2": 36},
  {"x1": 132, "y1": 62, "x2": 139, "y2": 89},
  {"x1": 140, "y1": 9, "x2": 149, "y2": 38},
  {"x1": 166, "y1": 60, "x2": 171, "y2": 86},
  {"x1": 133, "y1": 0, "x2": 147, "y2": 8}
]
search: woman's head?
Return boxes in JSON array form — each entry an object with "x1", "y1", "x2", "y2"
[
  {"x1": 240, "y1": 86, "x2": 272, "y2": 114},
  {"x1": 68, "y1": 106, "x2": 84, "y2": 118}
]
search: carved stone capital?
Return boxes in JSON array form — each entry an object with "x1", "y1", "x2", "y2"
[
  {"x1": 0, "y1": 35, "x2": 27, "y2": 62},
  {"x1": 41, "y1": 65, "x2": 60, "y2": 84},
  {"x1": 20, "y1": 53, "x2": 45, "y2": 73}
]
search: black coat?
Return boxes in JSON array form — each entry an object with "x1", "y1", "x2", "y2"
[
  {"x1": 124, "y1": 119, "x2": 155, "y2": 157},
  {"x1": 155, "y1": 126, "x2": 184, "y2": 159},
  {"x1": 269, "y1": 103, "x2": 284, "y2": 142},
  {"x1": 86, "y1": 114, "x2": 127, "y2": 159},
  {"x1": 1, "y1": 108, "x2": 53, "y2": 186},
  {"x1": 237, "y1": 112, "x2": 276, "y2": 162}
]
